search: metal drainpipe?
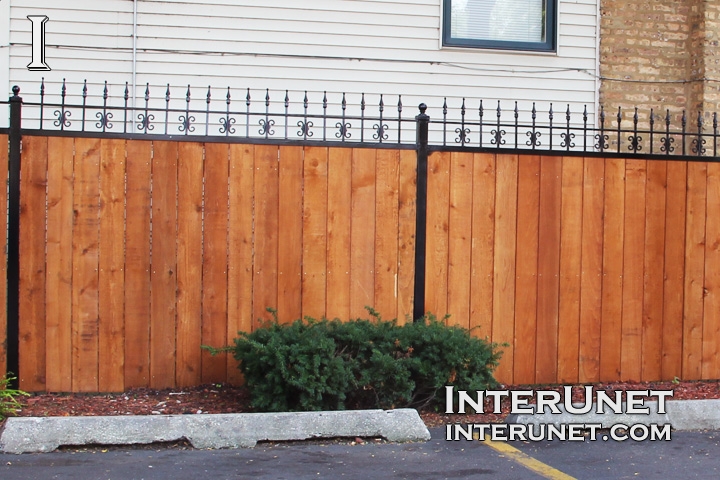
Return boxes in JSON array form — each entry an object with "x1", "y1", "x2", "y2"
[{"x1": 132, "y1": 0, "x2": 138, "y2": 131}]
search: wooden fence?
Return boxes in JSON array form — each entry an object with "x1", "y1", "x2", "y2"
[
  {"x1": 15, "y1": 136, "x2": 417, "y2": 392},
  {"x1": 6, "y1": 136, "x2": 720, "y2": 391},
  {"x1": 423, "y1": 152, "x2": 718, "y2": 386}
]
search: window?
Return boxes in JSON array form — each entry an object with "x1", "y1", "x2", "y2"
[{"x1": 443, "y1": 0, "x2": 556, "y2": 52}]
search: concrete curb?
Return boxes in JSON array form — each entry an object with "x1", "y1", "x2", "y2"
[
  {"x1": 0, "y1": 409, "x2": 431, "y2": 454},
  {"x1": 506, "y1": 399, "x2": 720, "y2": 431}
]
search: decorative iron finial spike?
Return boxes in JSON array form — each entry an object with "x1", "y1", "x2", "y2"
[
  {"x1": 226, "y1": 86, "x2": 231, "y2": 104},
  {"x1": 265, "y1": 88, "x2": 270, "y2": 106},
  {"x1": 443, "y1": 97, "x2": 447, "y2": 115},
  {"x1": 650, "y1": 108, "x2": 655, "y2": 128},
  {"x1": 398, "y1": 95, "x2": 402, "y2": 113},
  {"x1": 549, "y1": 103, "x2": 553, "y2": 120},
  {"x1": 323, "y1": 91, "x2": 327, "y2": 109},
  {"x1": 246, "y1": 88, "x2": 251, "y2": 106},
  {"x1": 124, "y1": 82, "x2": 129, "y2": 101},
  {"x1": 583, "y1": 105, "x2": 588, "y2": 123},
  {"x1": 617, "y1": 106, "x2": 621, "y2": 124},
  {"x1": 40, "y1": 77, "x2": 44, "y2": 96},
  {"x1": 479, "y1": 99, "x2": 484, "y2": 117},
  {"x1": 665, "y1": 109, "x2": 671, "y2": 127},
  {"x1": 531, "y1": 102, "x2": 536, "y2": 120},
  {"x1": 83, "y1": 79, "x2": 88, "y2": 99},
  {"x1": 144, "y1": 83, "x2": 150, "y2": 101},
  {"x1": 186, "y1": 85, "x2": 191, "y2": 103},
  {"x1": 634, "y1": 107, "x2": 639, "y2": 126},
  {"x1": 682, "y1": 110, "x2": 687, "y2": 128},
  {"x1": 714, "y1": 112, "x2": 718, "y2": 130},
  {"x1": 61, "y1": 78, "x2": 67, "y2": 98},
  {"x1": 698, "y1": 111, "x2": 703, "y2": 129},
  {"x1": 566, "y1": 104, "x2": 571, "y2": 122},
  {"x1": 379, "y1": 94, "x2": 384, "y2": 112},
  {"x1": 514, "y1": 101, "x2": 519, "y2": 120},
  {"x1": 284, "y1": 90, "x2": 289, "y2": 108},
  {"x1": 103, "y1": 80, "x2": 108, "y2": 100},
  {"x1": 207, "y1": 86, "x2": 211, "y2": 104},
  {"x1": 361, "y1": 92, "x2": 366, "y2": 111},
  {"x1": 342, "y1": 92, "x2": 346, "y2": 111},
  {"x1": 165, "y1": 84, "x2": 170, "y2": 102},
  {"x1": 497, "y1": 100, "x2": 501, "y2": 119},
  {"x1": 461, "y1": 98, "x2": 466, "y2": 116},
  {"x1": 600, "y1": 105, "x2": 605, "y2": 124},
  {"x1": 303, "y1": 91, "x2": 308, "y2": 109}
]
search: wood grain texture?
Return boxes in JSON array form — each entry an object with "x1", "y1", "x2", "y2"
[
  {"x1": 124, "y1": 140, "x2": 152, "y2": 388},
  {"x1": 71, "y1": 137, "x2": 101, "y2": 392},
  {"x1": 176, "y1": 142, "x2": 204, "y2": 387},
  {"x1": 396, "y1": 150, "x2": 417, "y2": 323},
  {"x1": 98, "y1": 139, "x2": 126, "y2": 392},
  {"x1": 492, "y1": 154, "x2": 519, "y2": 384},
  {"x1": 350, "y1": 148, "x2": 376, "y2": 318},
  {"x1": 374, "y1": 149, "x2": 400, "y2": 321},
  {"x1": 201, "y1": 143, "x2": 229, "y2": 384},
  {"x1": 44, "y1": 136, "x2": 74, "y2": 392},
  {"x1": 578, "y1": 157, "x2": 604, "y2": 383},
  {"x1": 149, "y1": 141, "x2": 178, "y2": 389},
  {"x1": 535, "y1": 156, "x2": 561, "y2": 384},
  {"x1": 277, "y1": 146, "x2": 304, "y2": 323},
  {"x1": 557, "y1": 156, "x2": 584, "y2": 384},
  {"x1": 252, "y1": 145, "x2": 280, "y2": 325},
  {"x1": 620, "y1": 160, "x2": 646, "y2": 381},
  {"x1": 662, "y1": 161, "x2": 687, "y2": 379},
  {"x1": 447, "y1": 152, "x2": 473, "y2": 329},
  {"x1": 425, "y1": 151, "x2": 450, "y2": 319},
  {"x1": 302, "y1": 146, "x2": 329, "y2": 320},
  {"x1": 227, "y1": 144, "x2": 254, "y2": 383},
  {"x1": 470, "y1": 153, "x2": 496, "y2": 340},
  {"x1": 703, "y1": 162, "x2": 720, "y2": 379},
  {"x1": 600, "y1": 158, "x2": 625, "y2": 381},
  {"x1": 326, "y1": 147, "x2": 352, "y2": 320},
  {"x1": 19, "y1": 136, "x2": 48, "y2": 391},
  {"x1": 512, "y1": 154, "x2": 540, "y2": 385},
  {"x1": 683, "y1": 162, "x2": 706, "y2": 380},
  {"x1": 642, "y1": 160, "x2": 666, "y2": 381}
]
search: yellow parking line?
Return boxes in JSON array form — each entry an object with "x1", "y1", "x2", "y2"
[{"x1": 477, "y1": 436, "x2": 577, "y2": 480}]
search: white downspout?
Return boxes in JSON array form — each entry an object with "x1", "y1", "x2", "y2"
[{"x1": 132, "y1": 0, "x2": 138, "y2": 132}]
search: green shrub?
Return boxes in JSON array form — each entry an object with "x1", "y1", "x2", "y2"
[
  {"x1": 0, "y1": 375, "x2": 29, "y2": 420},
  {"x1": 215, "y1": 309, "x2": 503, "y2": 412}
]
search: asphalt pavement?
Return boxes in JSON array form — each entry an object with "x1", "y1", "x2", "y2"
[{"x1": 1, "y1": 427, "x2": 719, "y2": 480}]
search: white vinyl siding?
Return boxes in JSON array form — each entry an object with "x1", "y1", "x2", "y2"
[{"x1": 7, "y1": 0, "x2": 598, "y2": 130}]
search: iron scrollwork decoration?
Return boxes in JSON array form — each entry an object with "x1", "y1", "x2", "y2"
[
  {"x1": 297, "y1": 119, "x2": 313, "y2": 137},
  {"x1": 336, "y1": 121, "x2": 351, "y2": 139},
  {"x1": 455, "y1": 98, "x2": 470, "y2": 145},
  {"x1": 373, "y1": 94, "x2": 389, "y2": 142},
  {"x1": 491, "y1": 100, "x2": 506, "y2": 147},
  {"x1": 179, "y1": 85, "x2": 196, "y2": 134},
  {"x1": 23, "y1": 79, "x2": 720, "y2": 158},
  {"x1": 691, "y1": 111, "x2": 706, "y2": 155}
]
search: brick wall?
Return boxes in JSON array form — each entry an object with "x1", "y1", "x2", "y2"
[{"x1": 599, "y1": 0, "x2": 714, "y2": 128}]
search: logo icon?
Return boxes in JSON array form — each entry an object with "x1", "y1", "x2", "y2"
[{"x1": 27, "y1": 15, "x2": 51, "y2": 71}]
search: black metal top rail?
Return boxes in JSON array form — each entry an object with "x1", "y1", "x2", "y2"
[
  {"x1": 14, "y1": 79, "x2": 416, "y2": 146},
  {"x1": 7, "y1": 80, "x2": 720, "y2": 158},
  {"x1": 432, "y1": 99, "x2": 718, "y2": 157}
]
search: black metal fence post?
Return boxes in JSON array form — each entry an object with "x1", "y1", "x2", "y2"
[
  {"x1": 7, "y1": 86, "x2": 21, "y2": 387},
  {"x1": 413, "y1": 104, "x2": 429, "y2": 321}
]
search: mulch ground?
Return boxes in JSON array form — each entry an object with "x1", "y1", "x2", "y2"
[{"x1": 4, "y1": 379, "x2": 720, "y2": 430}]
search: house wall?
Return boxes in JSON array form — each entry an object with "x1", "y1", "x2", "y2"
[
  {"x1": 599, "y1": 0, "x2": 720, "y2": 128},
  {"x1": 7, "y1": 0, "x2": 599, "y2": 126}
]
